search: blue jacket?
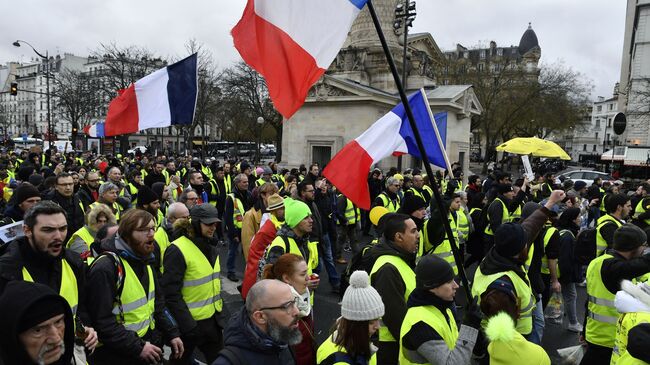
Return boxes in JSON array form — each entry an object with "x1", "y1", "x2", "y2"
[{"x1": 211, "y1": 307, "x2": 295, "y2": 365}]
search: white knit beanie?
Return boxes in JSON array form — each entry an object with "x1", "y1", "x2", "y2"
[{"x1": 341, "y1": 271, "x2": 385, "y2": 321}]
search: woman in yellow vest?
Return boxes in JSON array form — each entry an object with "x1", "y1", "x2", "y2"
[
  {"x1": 399, "y1": 255, "x2": 480, "y2": 365},
  {"x1": 66, "y1": 203, "x2": 116, "y2": 258},
  {"x1": 612, "y1": 279, "x2": 650, "y2": 364},
  {"x1": 264, "y1": 253, "x2": 315, "y2": 365},
  {"x1": 317, "y1": 270, "x2": 384, "y2": 365}
]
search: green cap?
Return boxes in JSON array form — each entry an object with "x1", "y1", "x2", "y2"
[{"x1": 284, "y1": 198, "x2": 311, "y2": 228}]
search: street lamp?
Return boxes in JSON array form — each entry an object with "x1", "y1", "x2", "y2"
[
  {"x1": 13, "y1": 40, "x2": 52, "y2": 151},
  {"x1": 394, "y1": 0, "x2": 416, "y2": 170},
  {"x1": 256, "y1": 117, "x2": 264, "y2": 163}
]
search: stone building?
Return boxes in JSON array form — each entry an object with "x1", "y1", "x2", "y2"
[{"x1": 281, "y1": 0, "x2": 482, "y2": 174}]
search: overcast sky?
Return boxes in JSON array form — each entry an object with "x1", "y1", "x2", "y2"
[{"x1": 1, "y1": 0, "x2": 625, "y2": 98}]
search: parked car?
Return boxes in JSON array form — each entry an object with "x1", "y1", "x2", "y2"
[
  {"x1": 557, "y1": 170, "x2": 614, "y2": 187},
  {"x1": 128, "y1": 146, "x2": 148, "y2": 154}
]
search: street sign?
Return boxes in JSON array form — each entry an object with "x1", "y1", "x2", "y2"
[{"x1": 613, "y1": 112, "x2": 626, "y2": 135}]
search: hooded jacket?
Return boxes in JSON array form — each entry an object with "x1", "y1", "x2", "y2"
[
  {"x1": 86, "y1": 234, "x2": 180, "y2": 359},
  {"x1": 211, "y1": 306, "x2": 295, "y2": 365},
  {"x1": 0, "y1": 280, "x2": 75, "y2": 365},
  {"x1": 43, "y1": 190, "x2": 85, "y2": 242}
]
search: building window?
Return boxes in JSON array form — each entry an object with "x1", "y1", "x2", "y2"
[
  {"x1": 478, "y1": 63, "x2": 484, "y2": 72},
  {"x1": 479, "y1": 50, "x2": 486, "y2": 59},
  {"x1": 595, "y1": 119, "x2": 601, "y2": 128},
  {"x1": 463, "y1": 51, "x2": 469, "y2": 59},
  {"x1": 607, "y1": 119, "x2": 611, "y2": 127},
  {"x1": 593, "y1": 145, "x2": 597, "y2": 152},
  {"x1": 608, "y1": 104, "x2": 613, "y2": 111},
  {"x1": 597, "y1": 105, "x2": 602, "y2": 112},
  {"x1": 595, "y1": 132, "x2": 598, "y2": 139},
  {"x1": 497, "y1": 48, "x2": 503, "y2": 56},
  {"x1": 583, "y1": 144, "x2": 587, "y2": 151}
]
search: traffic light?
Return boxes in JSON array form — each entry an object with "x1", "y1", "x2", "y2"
[{"x1": 10, "y1": 82, "x2": 17, "y2": 96}]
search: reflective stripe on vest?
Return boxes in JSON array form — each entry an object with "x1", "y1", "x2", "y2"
[
  {"x1": 612, "y1": 311, "x2": 650, "y2": 365},
  {"x1": 342, "y1": 196, "x2": 360, "y2": 225},
  {"x1": 224, "y1": 174, "x2": 232, "y2": 194},
  {"x1": 399, "y1": 305, "x2": 458, "y2": 365},
  {"x1": 472, "y1": 267, "x2": 535, "y2": 335},
  {"x1": 484, "y1": 198, "x2": 510, "y2": 235},
  {"x1": 228, "y1": 194, "x2": 244, "y2": 229},
  {"x1": 22, "y1": 260, "x2": 79, "y2": 316},
  {"x1": 378, "y1": 193, "x2": 400, "y2": 213},
  {"x1": 113, "y1": 259, "x2": 156, "y2": 337},
  {"x1": 596, "y1": 215, "x2": 623, "y2": 257},
  {"x1": 370, "y1": 255, "x2": 416, "y2": 342},
  {"x1": 540, "y1": 227, "x2": 559, "y2": 275},
  {"x1": 457, "y1": 209, "x2": 469, "y2": 239},
  {"x1": 585, "y1": 253, "x2": 618, "y2": 347},
  {"x1": 171, "y1": 236, "x2": 223, "y2": 320},
  {"x1": 435, "y1": 212, "x2": 459, "y2": 276}
]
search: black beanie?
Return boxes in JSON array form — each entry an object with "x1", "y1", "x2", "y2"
[
  {"x1": 17, "y1": 291, "x2": 67, "y2": 334},
  {"x1": 494, "y1": 222, "x2": 528, "y2": 257},
  {"x1": 521, "y1": 202, "x2": 541, "y2": 220},
  {"x1": 137, "y1": 185, "x2": 159, "y2": 207},
  {"x1": 614, "y1": 224, "x2": 647, "y2": 252},
  {"x1": 398, "y1": 194, "x2": 427, "y2": 216},
  {"x1": 152, "y1": 182, "x2": 166, "y2": 201},
  {"x1": 416, "y1": 255, "x2": 455, "y2": 289},
  {"x1": 13, "y1": 183, "x2": 41, "y2": 205},
  {"x1": 497, "y1": 184, "x2": 514, "y2": 195}
]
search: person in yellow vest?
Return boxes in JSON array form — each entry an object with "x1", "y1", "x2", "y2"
[
  {"x1": 317, "y1": 270, "x2": 385, "y2": 365},
  {"x1": 337, "y1": 192, "x2": 362, "y2": 256},
  {"x1": 580, "y1": 224, "x2": 650, "y2": 365},
  {"x1": 399, "y1": 255, "x2": 480, "y2": 365},
  {"x1": 90, "y1": 182, "x2": 124, "y2": 221},
  {"x1": 0, "y1": 280, "x2": 76, "y2": 365},
  {"x1": 242, "y1": 182, "x2": 280, "y2": 262},
  {"x1": 255, "y1": 166, "x2": 274, "y2": 188},
  {"x1": 126, "y1": 169, "x2": 143, "y2": 207},
  {"x1": 403, "y1": 174, "x2": 432, "y2": 205},
  {"x1": 373, "y1": 177, "x2": 401, "y2": 213},
  {"x1": 596, "y1": 194, "x2": 631, "y2": 257},
  {"x1": 67, "y1": 203, "x2": 116, "y2": 259},
  {"x1": 263, "y1": 198, "x2": 320, "y2": 295},
  {"x1": 483, "y1": 184, "x2": 516, "y2": 252},
  {"x1": 161, "y1": 204, "x2": 224, "y2": 364},
  {"x1": 473, "y1": 190, "x2": 565, "y2": 343},
  {"x1": 481, "y1": 281, "x2": 551, "y2": 365},
  {"x1": 0, "y1": 182, "x2": 41, "y2": 227},
  {"x1": 0, "y1": 201, "x2": 99, "y2": 357},
  {"x1": 224, "y1": 173, "x2": 253, "y2": 282},
  {"x1": 106, "y1": 166, "x2": 132, "y2": 209},
  {"x1": 154, "y1": 202, "x2": 190, "y2": 270},
  {"x1": 222, "y1": 162, "x2": 233, "y2": 195},
  {"x1": 87, "y1": 209, "x2": 184, "y2": 364},
  {"x1": 538, "y1": 222, "x2": 561, "y2": 309},
  {"x1": 366, "y1": 213, "x2": 419, "y2": 365},
  {"x1": 611, "y1": 279, "x2": 650, "y2": 364}
]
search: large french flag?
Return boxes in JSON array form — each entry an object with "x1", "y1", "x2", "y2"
[
  {"x1": 104, "y1": 54, "x2": 198, "y2": 137},
  {"x1": 323, "y1": 90, "x2": 448, "y2": 210},
  {"x1": 231, "y1": 0, "x2": 368, "y2": 119}
]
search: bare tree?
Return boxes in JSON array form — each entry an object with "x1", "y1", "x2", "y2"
[{"x1": 626, "y1": 78, "x2": 650, "y2": 121}]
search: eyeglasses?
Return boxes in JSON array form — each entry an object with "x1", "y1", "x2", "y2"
[
  {"x1": 258, "y1": 297, "x2": 299, "y2": 313},
  {"x1": 135, "y1": 226, "x2": 156, "y2": 234}
]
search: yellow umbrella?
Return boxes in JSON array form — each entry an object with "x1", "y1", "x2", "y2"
[{"x1": 496, "y1": 137, "x2": 571, "y2": 160}]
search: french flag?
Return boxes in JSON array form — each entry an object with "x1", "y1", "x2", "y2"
[
  {"x1": 231, "y1": 0, "x2": 368, "y2": 119},
  {"x1": 323, "y1": 90, "x2": 448, "y2": 210},
  {"x1": 83, "y1": 122, "x2": 105, "y2": 138},
  {"x1": 104, "y1": 54, "x2": 198, "y2": 137}
]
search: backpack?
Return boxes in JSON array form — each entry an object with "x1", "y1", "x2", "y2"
[
  {"x1": 89, "y1": 251, "x2": 127, "y2": 321},
  {"x1": 339, "y1": 239, "x2": 377, "y2": 300},
  {"x1": 218, "y1": 346, "x2": 245, "y2": 365},
  {"x1": 573, "y1": 227, "x2": 597, "y2": 265}
]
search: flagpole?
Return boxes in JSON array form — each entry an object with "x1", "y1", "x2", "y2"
[
  {"x1": 419, "y1": 88, "x2": 455, "y2": 178},
  {"x1": 366, "y1": 0, "x2": 471, "y2": 300}
]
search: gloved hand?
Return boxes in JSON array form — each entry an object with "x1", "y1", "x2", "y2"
[{"x1": 462, "y1": 296, "x2": 483, "y2": 330}]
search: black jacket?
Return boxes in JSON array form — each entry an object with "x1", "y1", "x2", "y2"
[
  {"x1": 211, "y1": 307, "x2": 295, "y2": 365},
  {"x1": 161, "y1": 234, "x2": 220, "y2": 335},
  {"x1": 77, "y1": 184, "x2": 98, "y2": 209},
  {"x1": 144, "y1": 171, "x2": 165, "y2": 188},
  {"x1": 44, "y1": 190, "x2": 85, "y2": 242},
  {"x1": 0, "y1": 280, "x2": 75, "y2": 365},
  {"x1": 86, "y1": 234, "x2": 180, "y2": 359},
  {"x1": 0, "y1": 237, "x2": 91, "y2": 325}
]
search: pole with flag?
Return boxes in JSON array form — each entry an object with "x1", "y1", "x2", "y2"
[{"x1": 364, "y1": 0, "x2": 471, "y2": 301}]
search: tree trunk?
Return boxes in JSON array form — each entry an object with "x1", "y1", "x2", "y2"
[{"x1": 274, "y1": 124, "x2": 283, "y2": 163}]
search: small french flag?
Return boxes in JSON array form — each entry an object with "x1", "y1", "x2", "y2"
[
  {"x1": 104, "y1": 54, "x2": 198, "y2": 137},
  {"x1": 83, "y1": 122, "x2": 105, "y2": 138}
]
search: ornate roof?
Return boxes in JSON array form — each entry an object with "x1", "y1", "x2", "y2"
[{"x1": 518, "y1": 23, "x2": 540, "y2": 55}]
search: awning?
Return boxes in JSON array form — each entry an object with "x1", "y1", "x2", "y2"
[
  {"x1": 624, "y1": 147, "x2": 650, "y2": 166},
  {"x1": 601, "y1": 147, "x2": 626, "y2": 161}
]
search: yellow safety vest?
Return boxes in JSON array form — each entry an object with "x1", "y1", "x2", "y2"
[
  {"x1": 596, "y1": 215, "x2": 623, "y2": 257},
  {"x1": 316, "y1": 334, "x2": 377, "y2": 365},
  {"x1": 228, "y1": 194, "x2": 244, "y2": 229},
  {"x1": 612, "y1": 311, "x2": 650, "y2": 365},
  {"x1": 208, "y1": 180, "x2": 219, "y2": 207},
  {"x1": 369, "y1": 255, "x2": 416, "y2": 342},
  {"x1": 434, "y1": 212, "x2": 460, "y2": 276},
  {"x1": 154, "y1": 227, "x2": 171, "y2": 268},
  {"x1": 634, "y1": 198, "x2": 650, "y2": 226},
  {"x1": 22, "y1": 261, "x2": 78, "y2": 316},
  {"x1": 457, "y1": 209, "x2": 470, "y2": 240},
  {"x1": 267, "y1": 236, "x2": 319, "y2": 273},
  {"x1": 472, "y1": 267, "x2": 535, "y2": 335},
  {"x1": 407, "y1": 188, "x2": 426, "y2": 204},
  {"x1": 171, "y1": 236, "x2": 223, "y2": 320},
  {"x1": 511, "y1": 204, "x2": 523, "y2": 222},
  {"x1": 585, "y1": 253, "x2": 618, "y2": 348},
  {"x1": 128, "y1": 183, "x2": 139, "y2": 207},
  {"x1": 484, "y1": 198, "x2": 511, "y2": 235},
  {"x1": 223, "y1": 174, "x2": 232, "y2": 194},
  {"x1": 201, "y1": 165, "x2": 213, "y2": 181},
  {"x1": 340, "y1": 195, "x2": 360, "y2": 225},
  {"x1": 378, "y1": 193, "x2": 400, "y2": 213},
  {"x1": 399, "y1": 305, "x2": 458, "y2": 365},
  {"x1": 113, "y1": 258, "x2": 156, "y2": 338},
  {"x1": 66, "y1": 226, "x2": 94, "y2": 252},
  {"x1": 155, "y1": 209, "x2": 164, "y2": 229},
  {"x1": 540, "y1": 226, "x2": 559, "y2": 276}
]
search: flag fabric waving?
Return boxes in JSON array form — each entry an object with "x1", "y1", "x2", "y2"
[
  {"x1": 83, "y1": 122, "x2": 105, "y2": 138},
  {"x1": 104, "y1": 54, "x2": 198, "y2": 137},
  {"x1": 323, "y1": 89, "x2": 448, "y2": 210},
  {"x1": 231, "y1": 0, "x2": 368, "y2": 119}
]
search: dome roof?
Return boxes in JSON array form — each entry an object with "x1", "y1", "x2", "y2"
[{"x1": 518, "y1": 23, "x2": 539, "y2": 55}]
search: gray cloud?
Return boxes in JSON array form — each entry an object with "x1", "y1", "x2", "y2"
[{"x1": 1, "y1": 0, "x2": 623, "y2": 97}]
